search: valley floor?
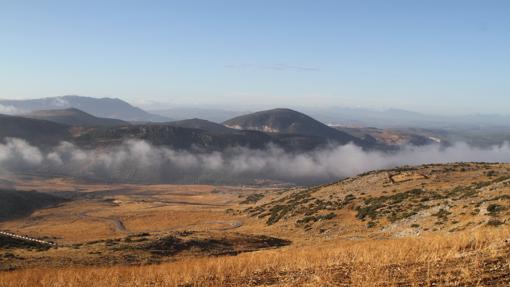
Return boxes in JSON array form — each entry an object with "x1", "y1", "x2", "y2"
[{"x1": 2, "y1": 162, "x2": 510, "y2": 286}]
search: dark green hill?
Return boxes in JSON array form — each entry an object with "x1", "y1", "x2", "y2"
[
  {"x1": 0, "y1": 189, "x2": 66, "y2": 221},
  {"x1": 0, "y1": 114, "x2": 71, "y2": 146},
  {"x1": 74, "y1": 124, "x2": 331, "y2": 152},
  {"x1": 166, "y1": 118, "x2": 234, "y2": 134},
  {"x1": 223, "y1": 108, "x2": 363, "y2": 145}
]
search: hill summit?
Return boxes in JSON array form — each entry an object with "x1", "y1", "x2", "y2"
[{"x1": 223, "y1": 108, "x2": 361, "y2": 145}]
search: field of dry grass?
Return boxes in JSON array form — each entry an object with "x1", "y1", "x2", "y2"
[
  {"x1": 0, "y1": 180, "x2": 272, "y2": 243},
  {"x1": 1, "y1": 163, "x2": 510, "y2": 286},
  {"x1": 2, "y1": 228, "x2": 510, "y2": 286}
]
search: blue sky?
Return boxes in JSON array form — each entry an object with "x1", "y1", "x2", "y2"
[{"x1": 1, "y1": 0, "x2": 509, "y2": 114}]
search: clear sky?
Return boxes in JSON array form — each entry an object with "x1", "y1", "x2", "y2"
[{"x1": 1, "y1": 0, "x2": 509, "y2": 114}]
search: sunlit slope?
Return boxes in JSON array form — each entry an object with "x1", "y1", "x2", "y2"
[{"x1": 246, "y1": 162, "x2": 510, "y2": 238}]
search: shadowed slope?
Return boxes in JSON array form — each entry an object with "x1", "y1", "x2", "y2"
[{"x1": 24, "y1": 108, "x2": 128, "y2": 127}]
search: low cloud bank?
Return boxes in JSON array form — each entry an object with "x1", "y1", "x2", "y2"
[
  {"x1": 0, "y1": 105, "x2": 22, "y2": 115},
  {"x1": 1, "y1": 138, "x2": 510, "y2": 184}
]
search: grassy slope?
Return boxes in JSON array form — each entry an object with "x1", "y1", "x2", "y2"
[{"x1": 245, "y1": 163, "x2": 510, "y2": 240}]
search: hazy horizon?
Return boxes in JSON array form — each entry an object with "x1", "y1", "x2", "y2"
[{"x1": 2, "y1": 94, "x2": 510, "y2": 118}]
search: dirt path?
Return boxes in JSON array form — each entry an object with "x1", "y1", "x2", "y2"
[
  {"x1": 78, "y1": 212, "x2": 127, "y2": 233},
  {"x1": 138, "y1": 220, "x2": 243, "y2": 234},
  {"x1": 102, "y1": 217, "x2": 127, "y2": 232},
  {"x1": 204, "y1": 220, "x2": 243, "y2": 230},
  {"x1": 77, "y1": 210, "x2": 241, "y2": 235}
]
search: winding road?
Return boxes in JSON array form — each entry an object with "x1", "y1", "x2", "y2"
[
  {"x1": 77, "y1": 210, "x2": 241, "y2": 235},
  {"x1": 77, "y1": 211, "x2": 127, "y2": 233}
]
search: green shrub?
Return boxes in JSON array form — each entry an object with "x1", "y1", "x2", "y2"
[
  {"x1": 487, "y1": 204, "x2": 506, "y2": 216},
  {"x1": 487, "y1": 219, "x2": 504, "y2": 227}
]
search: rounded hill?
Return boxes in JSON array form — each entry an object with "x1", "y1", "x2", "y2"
[{"x1": 223, "y1": 108, "x2": 361, "y2": 145}]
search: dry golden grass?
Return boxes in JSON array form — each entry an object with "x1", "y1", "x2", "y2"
[
  {"x1": 2, "y1": 163, "x2": 510, "y2": 286},
  {"x1": 2, "y1": 227, "x2": 509, "y2": 287},
  {"x1": 0, "y1": 182, "x2": 263, "y2": 243}
]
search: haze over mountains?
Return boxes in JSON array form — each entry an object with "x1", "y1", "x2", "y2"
[
  {"x1": 24, "y1": 108, "x2": 128, "y2": 127},
  {"x1": 1, "y1": 95, "x2": 510, "y2": 184},
  {"x1": 0, "y1": 96, "x2": 382, "y2": 151},
  {"x1": 3, "y1": 95, "x2": 510, "y2": 129},
  {"x1": 150, "y1": 105, "x2": 510, "y2": 129},
  {"x1": 1, "y1": 95, "x2": 510, "y2": 151},
  {"x1": 0, "y1": 95, "x2": 169, "y2": 122},
  {"x1": 303, "y1": 107, "x2": 510, "y2": 129},
  {"x1": 151, "y1": 107, "x2": 245, "y2": 123}
]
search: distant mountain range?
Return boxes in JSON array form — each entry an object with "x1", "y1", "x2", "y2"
[
  {"x1": 70, "y1": 108, "x2": 376, "y2": 151},
  {"x1": 23, "y1": 108, "x2": 128, "y2": 127},
  {"x1": 150, "y1": 107, "x2": 245, "y2": 123},
  {"x1": 0, "y1": 95, "x2": 170, "y2": 122},
  {"x1": 2, "y1": 96, "x2": 509, "y2": 151},
  {"x1": 152, "y1": 106, "x2": 510, "y2": 129},
  {"x1": 3, "y1": 96, "x2": 510, "y2": 129},
  {"x1": 0, "y1": 106, "x2": 383, "y2": 151},
  {"x1": 302, "y1": 107, "x2": 510, "y2": 129}
]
